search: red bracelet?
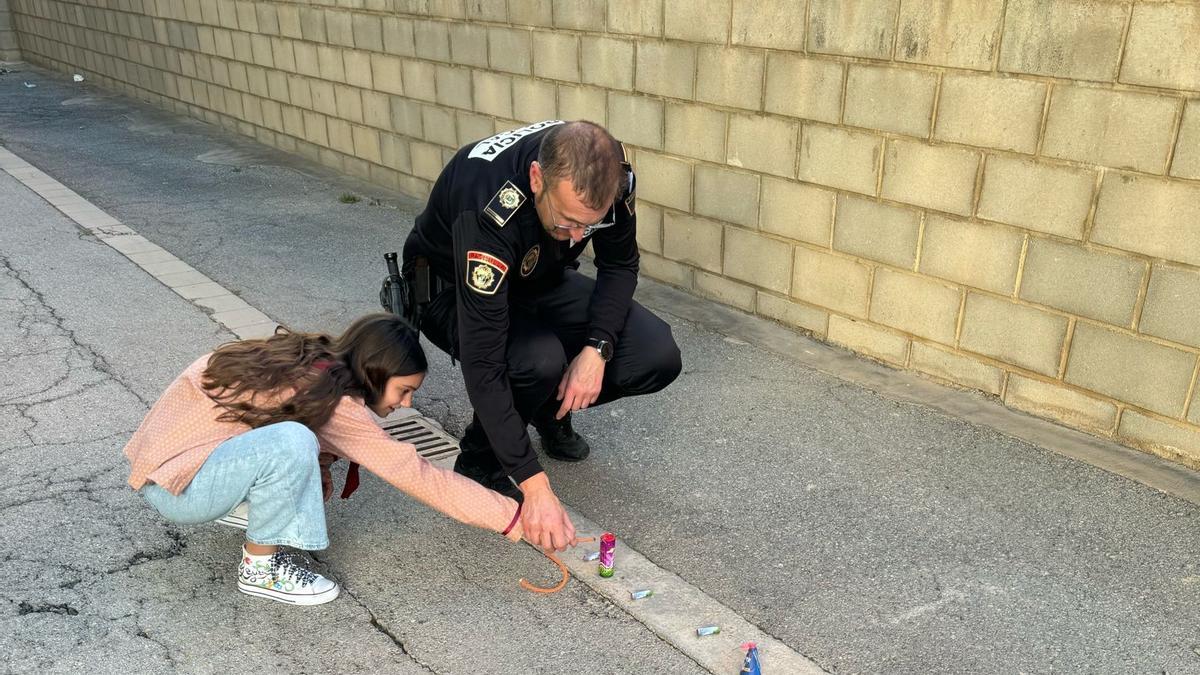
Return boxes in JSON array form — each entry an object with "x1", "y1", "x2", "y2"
[{"x1": 502, "y1": 501, "x2": 522, "y2": 536}]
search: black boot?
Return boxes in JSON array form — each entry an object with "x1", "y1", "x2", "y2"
[
  {"x1": 533, "y1": 410, "x2": 591, "y2": 462},
  {"x1": 454, "y1": 423, "x2": 522, "y2": 502}
]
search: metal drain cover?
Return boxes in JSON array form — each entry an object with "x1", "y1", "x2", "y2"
[{"x1": 378, "y1": 408, "x2": 460, "y2": 462}]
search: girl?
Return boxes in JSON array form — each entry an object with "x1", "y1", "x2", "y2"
[{"x1": 123, "y1": 314, "x2": 523, "y2": 606}]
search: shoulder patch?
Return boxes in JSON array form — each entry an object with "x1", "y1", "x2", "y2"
[
  {"x1": 482, "y1": 181, "x2": 525, "y2": 228},
  {"x1": 468, "y1": 120, "x2": 565, "y2": 162},
  {"x1": 520, "y1": 245, "x2": 540, "y2": 277},
  {"x1": 465, "y1": 251, "x2": 509, "y2": 295}
]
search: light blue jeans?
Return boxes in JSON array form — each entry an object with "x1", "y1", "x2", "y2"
[{"x1": 140, "y1": 421, "x2": 329, "y2": 550}]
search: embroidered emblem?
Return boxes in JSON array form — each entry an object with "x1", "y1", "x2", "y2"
[
  {"x1": 468, "y1": 120, "x2": 565, "y2": 162},
  {"x1": 483, "y1": 181, "x2": 525, "y2": 228},
  {"x1": 520, "y1": 245, "x2": 540, "y2": 277},
  {"x1": 465, "y1": 251, "x2": 508, "y2": 295}
]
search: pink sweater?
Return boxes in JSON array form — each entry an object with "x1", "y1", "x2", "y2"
[{"x1": 123, "y1": 355, "x2": 522, "y2": 542}]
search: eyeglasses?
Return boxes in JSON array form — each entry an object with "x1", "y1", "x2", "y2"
[{"x1": 544, "y1": 192, "x2": 615, "y2": 237}]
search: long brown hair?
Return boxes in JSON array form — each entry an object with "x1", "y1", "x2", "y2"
[{"x1": 201, "y1": 313, "x2": 427, "y2": 430}]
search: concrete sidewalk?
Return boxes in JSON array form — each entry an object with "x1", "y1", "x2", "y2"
[{"x1": 2, "y1": 64, "x2": 1199, "y2": 674}]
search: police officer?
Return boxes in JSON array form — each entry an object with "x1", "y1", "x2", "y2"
[{"x1": 400, "y1": 120, "x2": 682, "y2": 552}]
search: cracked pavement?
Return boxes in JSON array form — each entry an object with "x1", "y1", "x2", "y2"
[{"x1": 2, "y1": 65, "x2": 1200, "y2": 674}]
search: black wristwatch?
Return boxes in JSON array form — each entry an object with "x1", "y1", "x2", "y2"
[{"x1": 587, "y1": 338, "x2": 613, "y2": 362}]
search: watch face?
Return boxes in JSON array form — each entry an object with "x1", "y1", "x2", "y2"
[{"x1": 598, "y1": 341, "x2": 613, "y2": 361}]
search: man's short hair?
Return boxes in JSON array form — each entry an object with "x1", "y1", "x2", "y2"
[{"x1": 537, "y1": 121, "x2": 623, "y2": 210}]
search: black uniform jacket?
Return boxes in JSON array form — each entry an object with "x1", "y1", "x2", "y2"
[{"x1": 406, "y1": 120, "x2": 639, "y2": 483}]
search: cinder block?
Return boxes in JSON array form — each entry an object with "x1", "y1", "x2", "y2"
[
  {"x1": 608, "y1": 93, "x2": 664, "y2": 150},
  {"x1": 919, "y1": 215, "x2": 1023, "y2": 294},
  {"x1": 640, "y1": 252, "x2": 695, "y2": 288},
  {"x1": 381, "y1": 132, "x2": 415, "y2": 171},
  {"x1": 727, "y1": 114, "x2": 798, "y2": 178},
  {"x1": 1020, "y1": 239, "x2": 1145, "y2": 327},
  {"x1": 402, "y1": 59, "x2": 437, "y2": 102},
  {"x1": 694, "y1": 165, "x2": 759, "y2": 227},
  {"x1": 792, "y1": 246, "x2": 871, "y2": 317},
  {"x1": 553, "y1": 0, "x2": 605, "y2": 30},
  {"x1": 934, "y1": 74, "x2": 1046, "y2": 154},
  {"x1": 869, "y1": 268, "x2": 960, "y2": 344},
  {"x1": 999, "y1": 0, "x2": 1125, "y2": 81},
  {"x1": 1170, "y1": 102, "x2": 1200, "y2": 181},
  {"x1": 513, "y1": 77, "x2": 556, "y2": 122},
  {"x1": 558, "y1": 84, "x2": 607, "y2": 123},
  {"x1": 472, "y1": 70, "x2": 513, "y2": 118},
  {"x1": 1005, "y1": 374, "x2": 1118, "y2": 433},
  {"x1": 607, "y1": 0, "x2": 664, "y2": 37},
  {"x1": 352, "y1": 13, "x2": 383, "y2": 52},
  {"x1": 723, "y1": 227, "x2": 792, "y2": 293},
  {"x1": 327, "y1": 117, "x2": 354, "y2": 155},
  {"x1": 270, "y1": 37, "x2": 295, "y2": 72},
  {"x1": 764, "y1": 54, "x2": 843, "y2": 124},
  {"x1": 1119, "y1": 411, "x2": 1200, "y2": 470},
  {"x1": 897, "y1": 0, "x2": 1002, "y2": 70},
  {"x1": 960, "y1": 292, "x2": 1067, "y2": 376},
  {"x1": 582, "y1": 37, "x2": 634, "y2": 91},
  {"x1": 325, "y1": 10, "x2": 354, "y2": 48},
  {"x1": 1140, "y1": 264, "x2": 1200, "y2": 349},
  {"x1": 382, "y1": 17, "x2": 415, "y2": 56},
  {"x1": 250, "y1": 35, "x2": 273, "y2": 68},
  {"x1": 910, "y1": 342, "x2": 1003, "y2": 395},
  {"x1": 361, "y1": 90, "x2": 391, "y2": 129},
  {"x1": 636, "y1": 41, "x2": 696, "y2": 100},
  {"x1": 663, "y1": 212, "x2": 722, "y2": 273},
  {"x1": 276, "y1": 4, "x2": 302, "y2": 39},
  {"x1": 1120, "y1": 4, "x2": 1200, "y2": 91},
  {"x1": 636, "y1": 202, "x2": 663, "y2": 254},
  {"x1": 352, "y1": 125, "x2": 382, "y2": 164},
  {"x1": 298, "y1": 7, "x2": 326, "y2": 43},
  {"x1": 435, "y1": 65, "x2": 472, "y2": 110},
  {"x1": 695, "y1": 271, "x2": 757, "y2": 311},
  {"x1": 371, "y1": 54, "x2": 403, "y2": 96},
  {"x1": 665, "y1": 103, "x2": 726, "y2": 163},
  {"x1": 797, "y1": 124, "x2": 880, "y2": 195},
  {"x1": 807, "y1": 0, "x2": 899, "y2": 59},
  {"x1": 696, "y1": 46, "x2": 763, "y2": 111},
  {"x1": 664, "y1": 0, "x2": 730, "y2": 44},
  {"x1": 844, "y1": 65, "x2": 936, "y2": 137},
  {"x1": 391, "y1": 97, "x2": 424, "y2": 137},
  {"x1": 633, "y1": 151, "x2": 691, "y2": 211},
  {"x1": 732, "y1": 0, "x2": 806, "y2": 50},
  {"x1": 467, "y1": 0, "x2": 508, "y2": 21},
  {"x1": 213, "y1": 29, "x2": 235, "y2": 60},
  {"x1": 489, "y1": 27, "x2": 531, "y2": 75},
  {"x1": 1091, "y1": 173, "x2": 1200, "y2": 268},
  {"x1": 832, "y1": 195, "x2": 920, "y2": 269},
  {"x1": 414, "y1": 20, "x2": 450, "y2": 61},
  {"x1": 1065, "y1": 322, "x2": 1195, "y2": 417},
  {"x1": 509, "y1": 0, "x2": 553, "y2": 27},
  {"x1": 343, "y1": 50, "x2": 372, "y2": 89},
  {"x1": 881, "y1": 139, "x2": 979, "y2": 216},
  {"x1": 309, "y1": 80, "x2": 338, "y2": 116},
  {"x1": 422, "y1": 105, "x2": 458, "y2": 147},
  {"x1": 977, "y1": 156, "x2": 1093, "y2": 240},
  {"x1": 827, "y1": 315, "x2": 909, "y2": 365},
  {"x1": 757, "y1": 292, "x2": 830, "y2": 336},
  {"x1": 1043, "y1": 86, "x2": 1178, "y2": 174},
  {"x1": 760, "y1": 178, "x2": 833, "y2": 246},
  {"x1": 255, "y1": 4, "x2": 280, "y2": 36},
  {"x1": 457, "y1": 112, "x2": 496, "y2": 145},
  {"x1": 448, "y1": 23, "x2": 488, "y2": 67},
  {"x1": 410, "y1": 141, "x2": 447, "y2": 181},
  {"x1": 533, "y1": 31, "x2": 579, "y2": 82}
]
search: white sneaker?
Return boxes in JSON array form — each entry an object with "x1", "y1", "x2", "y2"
[
  {"x1": 237, "y1": 548, "x2": 340, "y2": 606},
  {"x1": 216, "y1": 501, "x2": 249, "y2": 530}
]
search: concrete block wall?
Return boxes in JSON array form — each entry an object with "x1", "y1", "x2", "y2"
[
  {"x1": 11, "y1": 0, "x2": 1200, "y2": 469},
  {"x1": 0, "y1": 0, "x2": 20, "y2": 60}
]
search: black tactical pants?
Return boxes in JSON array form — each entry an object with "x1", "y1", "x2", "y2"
[{"x1": 418, "y1": 269, "x2": 682, "y2": 469}]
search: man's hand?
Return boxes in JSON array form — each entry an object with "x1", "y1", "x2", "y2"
[
  {"x1": 555, "y1": 347, "x2": 606, "y2": 420},
  {"x1": 518, "y1": 473, "x2": 577, "y2": 552}
]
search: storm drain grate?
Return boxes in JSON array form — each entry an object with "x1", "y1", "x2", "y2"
[{"x1": 380, "y1": 413, "x2": 460, "y2": 462}]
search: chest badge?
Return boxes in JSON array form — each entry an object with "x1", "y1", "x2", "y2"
[
  {"x1": 520, "y1": 245, "x2": 540, "y2": 277},
  {"x1": 483, "y1": 181, "x2": 526, "y2": 228},
  {"x1": 465, "y1": 251, "x2": 508, "y2": 295}
]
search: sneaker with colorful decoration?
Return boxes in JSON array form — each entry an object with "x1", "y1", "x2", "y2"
[
  {"x1": 216, "y1": 501, "x2": 249, "y2": 530},
  {"x1": 236, "y1": 547, "x2": 340, "y2": 605}
]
